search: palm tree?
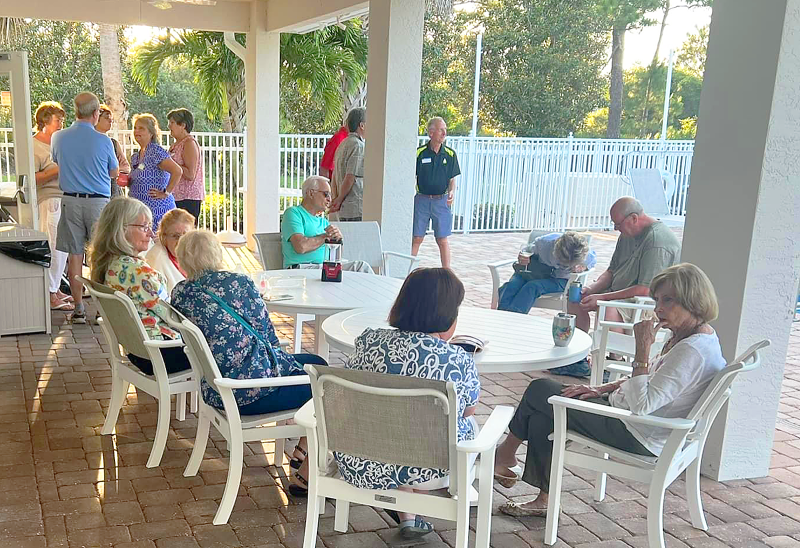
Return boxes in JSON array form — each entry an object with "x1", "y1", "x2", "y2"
[
  {"x1": 0, "y1": 17, "x2": 23, "y2": 47},
  {"x1": 132, "y1": 22, "x2": 368, "y2": 132},
  {"x1": 98, "y1": 24, "x2": 128, "y2": 129}
]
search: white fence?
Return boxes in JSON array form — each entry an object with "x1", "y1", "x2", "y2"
[{"x1": 1, "y1": 128, "x2": 694, "y2": 234}]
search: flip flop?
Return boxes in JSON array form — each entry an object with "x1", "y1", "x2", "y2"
[
  {"x1": 499, "y1": 500, "x2": 548, "y2": 517},
  {"x1": 398, "y1": 516, "x2": 434, "y2": 539},
  {"x1": 50, "y1": 300, "x2": 75, "y2": 311}
]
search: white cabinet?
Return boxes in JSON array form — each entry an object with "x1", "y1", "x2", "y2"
[{"x1": 0, "y1": 224, "x2": 50, "y2": 336}]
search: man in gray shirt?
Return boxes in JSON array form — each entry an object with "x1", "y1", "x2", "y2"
[
  {"x1": 329, "y1": 107, "x2": 365, "y2": 221},
  {"x1": 569, "y1": 196, "x2": 682, "y2": 333}
]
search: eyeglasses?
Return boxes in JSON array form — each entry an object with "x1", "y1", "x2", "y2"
[
  {"x1": 312, "y1": 190, "x2": 332, "y2": 199},
  {"x1": 127, "y1": 223, "x2": 154, "y2": 234},
  {"x1": 613, "y1": 212, "x2": 635, "y2": 230}
]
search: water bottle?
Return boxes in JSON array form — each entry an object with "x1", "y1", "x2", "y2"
[{"x1": 568, "y1": 282, "x2": 582, "y2": 303}]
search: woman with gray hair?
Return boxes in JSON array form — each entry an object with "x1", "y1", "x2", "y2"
[
  {"x1": 171, "y1": 230, "x2": 327, "y2": 496},
  {"x1": 493, "y1": 263, "x2": 725, "y2": 517},
  {"x1": 88, "y1": 196, "x2": 191, "y2": 375}
]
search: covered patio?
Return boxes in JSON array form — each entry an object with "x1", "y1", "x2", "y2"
[
  {"x1": 2, "y1": 230, "x2": 800, "y2": 548},
  {"x1": 2, "y1": 0, "x2": 800, "y2": 546}
]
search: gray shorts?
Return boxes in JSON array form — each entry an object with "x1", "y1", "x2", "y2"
[{"x1": 56, "y1": 194, "x2": 109, "y2": 255}]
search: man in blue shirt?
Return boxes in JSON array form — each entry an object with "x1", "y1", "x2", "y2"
[{"x1": 51, "y1": 92, "x2": 119, "y2": 323}]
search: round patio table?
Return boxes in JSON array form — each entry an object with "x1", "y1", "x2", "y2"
[
  {"x1": 258, "y1": 270, "x2": 404, "y2": 360},
  {"x1": 322, "y1": 305, "x2": 592, "y2": 373}
]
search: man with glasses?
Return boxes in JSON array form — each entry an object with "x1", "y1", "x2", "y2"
[
  {"x1": 280, "y1": 176, "x2": 371, "y2": 272},
  {"x1": 51, "y1": 92, "x2": 119, "y2": 324},
  {"x1": 569, "y1": 196, "x2": 681, "y2": 334}
]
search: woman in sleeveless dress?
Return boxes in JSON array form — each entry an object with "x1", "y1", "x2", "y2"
[{"x1": 167, "y1": 108, "x2": 205, "y2": 223}]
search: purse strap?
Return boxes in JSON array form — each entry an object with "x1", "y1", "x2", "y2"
[{"x1": 192, "y1": 283, "x2": 278, "y2": 367}]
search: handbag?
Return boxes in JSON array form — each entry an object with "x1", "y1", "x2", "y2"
[
  {"x1": 192, "y1": 283, "x2": 278, "y2": 368},
  {"x1": 512, "y1": 254, "x2": 554, "y2": 281}
]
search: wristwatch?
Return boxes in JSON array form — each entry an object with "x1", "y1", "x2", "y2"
[{"x1": 632, "y1": 360, "x2": 649, "y2": 370}]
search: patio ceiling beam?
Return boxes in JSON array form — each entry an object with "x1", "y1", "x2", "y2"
[
  {"x1": 1, "y1": 0, "x2": 250, "y2": 32},
  {"x1": 265, "y1": 0, "x2": 368, "y2": 33}
]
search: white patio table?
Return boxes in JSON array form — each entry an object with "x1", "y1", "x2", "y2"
[
  {"x1": 322, "y1": 305, "x2": 593, "y2": 374},
  {"x1": 257, "y1": 270, "x2": 404, "y2": 360}
]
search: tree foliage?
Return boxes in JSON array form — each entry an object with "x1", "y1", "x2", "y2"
[
  {"x1": 474, "y1": 0, "x2": 610, "y2": 137},
  {"x1": 676, "y1": 24, "x2": 709, "y2": 77}
]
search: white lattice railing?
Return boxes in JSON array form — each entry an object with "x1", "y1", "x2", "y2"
[{"x1": 1, "y1": 128, "x2": 694, "y2": 234}]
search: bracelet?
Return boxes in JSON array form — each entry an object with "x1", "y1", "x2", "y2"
[{"x1": 632, "y1": 360, "x2": 649, "y2": 370}]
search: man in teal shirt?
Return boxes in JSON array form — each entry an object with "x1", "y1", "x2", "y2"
[{"x1": 281, "y1": 176, "x2": 372, "y2": 272}]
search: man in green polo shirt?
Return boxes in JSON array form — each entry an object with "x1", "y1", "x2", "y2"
[{"x1": 411, "y1": 117, "x2": 461, "y2": 269}]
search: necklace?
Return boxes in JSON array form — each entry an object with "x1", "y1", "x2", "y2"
[{"x1": 663, "y1": 321, "x2": 705, "y2": 354}]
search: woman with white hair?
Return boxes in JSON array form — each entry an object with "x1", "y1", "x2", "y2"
[
  {"x1": 171, "y1": 230, "x2": 327, "y2": 496},
  {"x1": 88, "y1": 197, "x2": 191, "y2": 375},
  {"x1": 493, "y1": 263, "x2": 725, "y2": 517}
]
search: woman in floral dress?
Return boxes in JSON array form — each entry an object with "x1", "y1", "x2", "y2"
[
  {"x1": 128, "y1": 113, "x2": 183, "y2": 231},
  {"x1": 335, "y1": 267, "x2": 481, "y2": 540},
  {"x1": 171, "y1": 230, "x2": 326, "y2": 496},
  {"x1": 88, "y1": 196, "x2": 191, "y2": 375}
]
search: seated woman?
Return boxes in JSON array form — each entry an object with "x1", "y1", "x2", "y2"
[
  {"x1": 170, "y1": 230, "x2": 326, "y2": 496},
  {"x1": 145, "y1": 208, "x2": 195, "y2": 292},
  {"x1": 88, "y1": 196, "x2": 191, "y2": 376},
  {"x1": 334, "y1": 268, "x2": 481, "y2": 540},
  {"x1": 493, "y1": 263, "x2": 724, "y2": 517},
  {"x1": 498, "y1": 231, "x2": 596, "y2": 314}
]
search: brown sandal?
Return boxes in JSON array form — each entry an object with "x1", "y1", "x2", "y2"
[
  {"x1": 494, "y1": 464, "x2": 522, "y2": 488},
  {"x1": 499, "y1": 500, "x2": 548, "y2": 517}
]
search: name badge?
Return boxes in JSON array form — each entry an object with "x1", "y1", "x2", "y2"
[
  {"x1": 137, "y1": 164, "x2": 145, "y2": 171},
  {"x1": 421, "y1": 158, "x2": 432, "y2": 164},
  {"x1": 443, "y1": 159, "x2": 447, "y2": 164}
]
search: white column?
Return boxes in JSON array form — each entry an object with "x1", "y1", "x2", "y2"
[
  {"x1": 681, "y1": 0, "x2": 800, "y2": 480},
  {"x1": 362, "y1": 0, "x2": 425, "y2": 257},
  {"x1": 245, "y1": 1, "x2": 282, "y2": 248}
]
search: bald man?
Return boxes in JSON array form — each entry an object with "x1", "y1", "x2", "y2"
[{"x1": 568, "y1": 197, "x2": 682, "y2": 334}]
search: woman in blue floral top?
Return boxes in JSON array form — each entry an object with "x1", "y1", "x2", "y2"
[
  {"x1": 336, "y1": 268, "x2": 481, "y2": 540},
  {"x1": 88, "y1": 197, "x2": 191, "y2": 376},
  {"x1": 171, "y1": 230, "x2": 326, "y2": 496}
]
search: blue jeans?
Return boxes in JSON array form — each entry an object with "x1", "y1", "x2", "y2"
[
  {"x1": 237, "y1": 354, "x2": 326, "y2": 415},
  {"x1": 498, "y1": 274, "x2": 567, "y2": 314}
]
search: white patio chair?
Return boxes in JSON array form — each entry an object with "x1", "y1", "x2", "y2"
[
  {"x1": 253, "y1": 232, "x2": 312, "y2": 353},
  {"x1": 590, "y1": 297, "x2": 668, "y2": 386},
  {"x1": 162, "y1": 302, "x2": 308, "y2": 525},
  {"x1": 627, "y1": 168, "x2": 684, "y2": 227},
  {"x1": 295, "y1": 364, "x2": 514, "y2": 548},
  {"x1": 332, "y1": 220, "x2": 419, "y2": 277},
  {"x1": 544, "y1": 339, "x2": 770, "y2": 548},
  {"x1": 488, "y1": 232, "x2": 593, "y2": 312},
  {"x1": 78, "y1": 276, "x2": 196, "y2": 468}
]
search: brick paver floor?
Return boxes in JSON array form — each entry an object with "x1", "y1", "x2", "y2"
[{"x1": 2, "y1": 228, "x2": 800, "y2": 548}]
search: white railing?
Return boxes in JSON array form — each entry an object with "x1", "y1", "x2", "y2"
[{"x1": 1, "y1": 128, "x2": 694, "y2": 234}]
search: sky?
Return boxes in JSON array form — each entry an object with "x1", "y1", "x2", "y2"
[{"x1": 126, "y1": 1, "x2": 712, "y2": 70}]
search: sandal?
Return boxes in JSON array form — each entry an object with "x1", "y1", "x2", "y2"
[
  {"x1": 289, "y1": 444, "x2": 307, "y2": 470},
  {"x1": 494, "y1": 464, "x2": 522, "y2": 488},
  {"x1": 499, "y1": 500, "x2": 548, "y2": 517},
  {"x1": 287, "y1": 470, "x2": 308, "y2": 497},
  {"x1": 398, "y1": 516, "x2": 434, "y2": 539},
  {"x1": 50, "y1": 299, "x2": 75, "y2": 311}
]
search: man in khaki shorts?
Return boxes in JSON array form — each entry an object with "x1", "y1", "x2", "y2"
[
  {"x1": 51, "y1": 92, "x2": 119, "y2": 323},
  {"x1": 556, "y1": 197, "x2": 681, "y2": 377}
]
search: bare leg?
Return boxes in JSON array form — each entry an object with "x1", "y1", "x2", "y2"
[
  {"x1": 411, "y1": 236, "x2": 424, "y2": 257},
  {"x1": 68, "y1": 254, "x2": 84, "y2": 310},
  {"x1": 435, "y1": 237, "x2": 450, "y2": 269},
  {"x1": 495, "y1": 432, "x2": 523, "y2": 468}
]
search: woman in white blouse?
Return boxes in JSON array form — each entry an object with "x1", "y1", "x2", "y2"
[
  {"x1": 145, "y1": 208, "x2": 195, "y2": 291},
  {"x1": 494, "y1": 263, "x2": 725, "y2": 517}
]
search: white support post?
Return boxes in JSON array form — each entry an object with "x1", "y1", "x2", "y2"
[
  {"x1": 682, "y1": 0, "x2": 800, "y2": 480},
  {"x1": 243, "y1": 2, "x2": 281, "y2": 248},
  {"x1": 362, "y1": 0, "x2": 426, "y2": 256}
]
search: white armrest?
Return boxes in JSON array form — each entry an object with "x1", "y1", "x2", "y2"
[
  {"x1": 487, "y1": 258, "x2": 516, "y2": 270},
  {"x1": 383, "y1": 251, "x2": 419, "y2": 262},
  {"x1": 278, "y1": 338, "x2": 291, "y2": 349},
  {"x1": 548, "y1": 396, "x2": 695, "y2": 430},
  {"x1": 597, "y1": 299, "x2": 655, "y2": 311},
  {"x1": 457, "y1": 405, "x2": 514, "y2": 454},
  {"x1": 294, "y1": 399, "x2": 316, "y2": 428},
  {"x1": 215, "y1": 375, "x2": 311, "y2": 389},
  {"x1": 143, "y1": 339, "x2": 185, "y2": 349}
]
